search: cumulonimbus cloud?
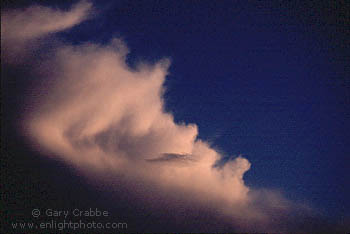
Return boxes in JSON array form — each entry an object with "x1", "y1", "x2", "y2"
[
  {"x1": 24, "y1": 35, "x2": 252, "y2": 215},
  {"x1": 2, "y1": 1, "x2": 316, "y2": 232}
]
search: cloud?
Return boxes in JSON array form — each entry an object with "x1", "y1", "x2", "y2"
[
  {"x1": 2, "y1": 2, "x2": 326, "y2": 232},
  {"x1": 24, "y1": 36, "x2": 252, "y2": 211},
  {"x1": 1, "y1": 0, "x2": 92, "y2": 62}
]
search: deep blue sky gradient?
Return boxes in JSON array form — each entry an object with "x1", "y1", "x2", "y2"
[{"x1": 77, "y1": 0, "x2": 350, "y2": 219}]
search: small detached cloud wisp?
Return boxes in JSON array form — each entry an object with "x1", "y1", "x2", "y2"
[{"x1": 1, "y1": 1, "x2": 316, "y2": 232}]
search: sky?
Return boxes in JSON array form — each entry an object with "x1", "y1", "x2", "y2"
[{"x1": 2, "y1": 0, "x2": 349, "y2": 233}]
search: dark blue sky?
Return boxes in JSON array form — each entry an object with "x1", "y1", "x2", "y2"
[
  {"x1": 69, "y1": 0, "x2": 350, "y2": 219},
  {"x1": 3, "y1": 0, "x2": 349, "y2": 226}
]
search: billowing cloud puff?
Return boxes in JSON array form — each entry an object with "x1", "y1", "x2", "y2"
[
  {"x1": 2, "y1": 1, "x2": 317, "y2": 232},
  {"x1": 1, "y1": 1, "x2": 91, "y2": 41},
  {"x1": 1, "y1": 0, "x2": 92, "y2": 61},
  {"x1": 25, "y1": 36, "x2": 252, "y2": 212}
]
